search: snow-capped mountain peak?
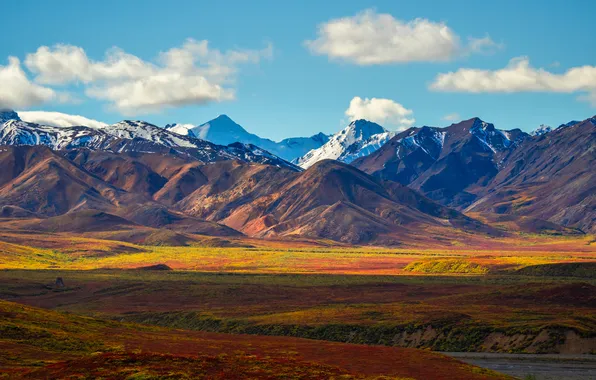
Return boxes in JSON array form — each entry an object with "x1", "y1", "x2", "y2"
[
  {"x1": 165, "y1": 115, "x2": 329, "y2": 162},
  {"x1": 309, "y1": 132, "x2": 330, "y2": 145},
  {"x1": 0, "y1": 118, "x2": 110, "y2": 150},
  {"x1": 193, "y1": 114, "x2": 247, "y2": 141},
  {"x1": 557, "y1": 120, "x2": 581, "y2": 130},
  {"x1": 393, "y1": 126, "x2": 446, "y2": 160},
  {"x1": 104, "y1": 120, "x2": 197, "y2": 148},
  {"x1": 165, "y1": 123, "x2": 197, "y2": 137},
  {"x1": 343, "y1": 119, "x2": 387, "y2": 139},
  {"x1": 0, "y1": 110, "x2": 20, "y2": 124},
  {"x1": 469, "y1": 118, "x2": 512, "y2": 152},
  {"x1": 295, "y1": 119, "x2": 393, "y2": 168},
  {"x1": 213, "y1": 114, "x2": 234, "y2": 122},
  {"x1": 531, "y1": 124, "x2": 552, "y2": 136},
  {"x1": 469, "y1": 118, "x2": 494, "y2": 132}
]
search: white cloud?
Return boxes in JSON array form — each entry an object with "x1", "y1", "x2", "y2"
[
  {"x1": 305, "y1": 9, "x2": 499, "y2": 65},
  {"x1": 85, "y1": 72, "x2": 235, "y2": 115},
  {"x1": 430, "y1": 57, "x2": 596, "y2": 105},
  {"x1": 442, "y1": 113, "x2": 460, "y2": 121},
  {"x1": 345, "y1": 96, "x2": 415, "y2": 130},
  {"x1": 23, "y1": 39, "x2": 272, "y2": 114},
  {"x1": 0, "y1": 57, "x2": 65, "y2": 110},
  {"x1": 25, "y1": 45, "x2": 154, "y2": 85},
  {"x1": 18, "y1": 111, "x2": 107, "y2": 129},
  {"x1": 467, "y1": 36, "x2": 503, "y2": 55}
]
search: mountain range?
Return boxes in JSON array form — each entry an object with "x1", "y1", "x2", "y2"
[
  {"x1": 465, "y1": 117, "x2": 595, "y2": 233},
  {"x1": 166, "y1": 115, "x2": 330, "y2": 162},
  {"x1": 353, "y1": 118, "x2": 528, "y2": 207},
  {"x1": 0, "y1": 147, "x2": 489, "y2": 245},
  {"x1": 1, "y1": 112, "x2": 299, "y2": 171},
  {"x1": 0, "y1": 109, "x2": 594, "y2": 243},
  {"x1": 354, "y1": 116, "x2": 595, "y2": 233},
  {"x1": 165, "y1": 115, "x2": 397, "y2": 168}
]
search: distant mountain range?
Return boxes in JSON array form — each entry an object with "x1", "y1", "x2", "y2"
[
  {"x1": 166, "y1": 115, "x2": 395, "y2": 167},
  {"x1": 166, "y1": 115, "x2": 330, "y2": 162},
  {"x1": 0, "y1": 111, "x2": 299, "y2": 171},
  {"x1": 0, "y1": 109, "x2": 594, "y2": 242}
]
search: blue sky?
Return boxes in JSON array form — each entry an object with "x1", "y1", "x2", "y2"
[{"x1": 1, "y1": 0, "x2": 595, "y2": 140}]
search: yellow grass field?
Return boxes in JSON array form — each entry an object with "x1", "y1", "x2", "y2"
[{"x1": 0, "y1": 231, "x2": 594, "y2": 274}]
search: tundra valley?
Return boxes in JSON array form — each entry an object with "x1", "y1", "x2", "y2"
[{"x1": 1, "y1": 2, "x2": 595, "y2": 379}]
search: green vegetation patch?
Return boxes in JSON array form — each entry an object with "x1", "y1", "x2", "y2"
[
  {"x1": 120, "y1": 311, "x2": 545, "y2": 352},
  {"x1": 404, "y1": 260, "x2": 489, "y2": 274},
  {"x1": 515, "y1": 262, "x2": 596, "y2": 278}
]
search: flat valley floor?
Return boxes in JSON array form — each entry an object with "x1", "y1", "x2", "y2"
[{"x1": 0, "y1": 231, "x2": 594, "y2": 379}]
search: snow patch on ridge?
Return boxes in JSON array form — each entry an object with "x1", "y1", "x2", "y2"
[
  {"x1": 469, "y1": 119, "x2": 512, "y2": 153},
  {"x1": 531, "y1": 124, "x2": 552, "y2": 136},
  {"x1": 165, "y1": 123, "x2": 197, "y2": 137},
  {"x1": 296, "y1": 119, "x2": 392, "y2": 168}
]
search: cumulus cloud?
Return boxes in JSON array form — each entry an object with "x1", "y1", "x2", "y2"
[
  {"x1": 345, "y1": 96, "x2": 415, "y2": 130},
  {"x1": 25, "y1": 45, "x2": 154, "y2": 85},
  {"x1": 430, "y1": 57, "x2": 596, "y2": 105},
  {"x1": 442, "y1": 113, "x2": 460, "y2": 121},
  {"x1": 0, "y1": 57, "x2": 66, "y2": 110},
  {"x1": 23, "y1": 39, "x2": 272, "y2": 114},
  {"x1": 305, "y1": 9, "x2": 500, "y2": 65},
  {"x1": 18, "y1": 111, "x2": 107, "y2": 129},
  {"x1": 85, "y1": 73, "x2": 235, "y2": 114}
]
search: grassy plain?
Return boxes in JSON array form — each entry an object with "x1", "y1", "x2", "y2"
[
  {"x1": 1, "y1": 267, "x2": 594, "y2": 354},
  {"x1": 0, "y1": 299, "x2": 509, "y2": 379},
  {"x1": 0, "y1": 230, "x2": 594, "y2": 378},
  {"x1": 0, "y1": 231, "x2": 593, "y2": 274}
]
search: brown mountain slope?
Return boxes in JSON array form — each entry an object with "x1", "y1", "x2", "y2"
[
  {"x1": 0, "y1": 146, "x2": 134, "y2": 216},
  {"x1": 0, "y1": 205, "x2": 38, "y2": 218},
  {"x1": 64, "y1": 149, "x2": 169, "y2": 198},
  {"x1": 0, "y1": 146, "x2": 241, "y2": 237},
  {"x1": 63, "y1": 149, "x2": 204, "y2": 199},
  {"x1": 466, "y1": 117, "x2": 596, "y2": 233},
  {"x1": 152, "y1": 163, "x2": 208, "y2": 205},
  {"x1": 119, "y1": 204, "x2": 242, "y2": 236},
  {"x1": 15, "y1": 210, "x2": 138, "y2": 233},
  {"x1": 65, "y1": 149, "x2": 211, "y2": 206},
  {"x1": 8, "y1": 207, "x2": 236, "y2": 238},
  {"x1": 176, "y1": 160, "x2": 298, "y2": 224},
  {"x1": 0, "y1": 145, "x2": 494, "y2": 244},
  {"x1": 352, "y1": 116, "x2": 595, "y2": 233},
  {"x1": 176, "y1": 160, "x2": 494, "y2": 244}
]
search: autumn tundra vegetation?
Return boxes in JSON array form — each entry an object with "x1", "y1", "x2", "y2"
[{"x1": 0, "y1": 227, "x2": 594, "y2": 379}]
